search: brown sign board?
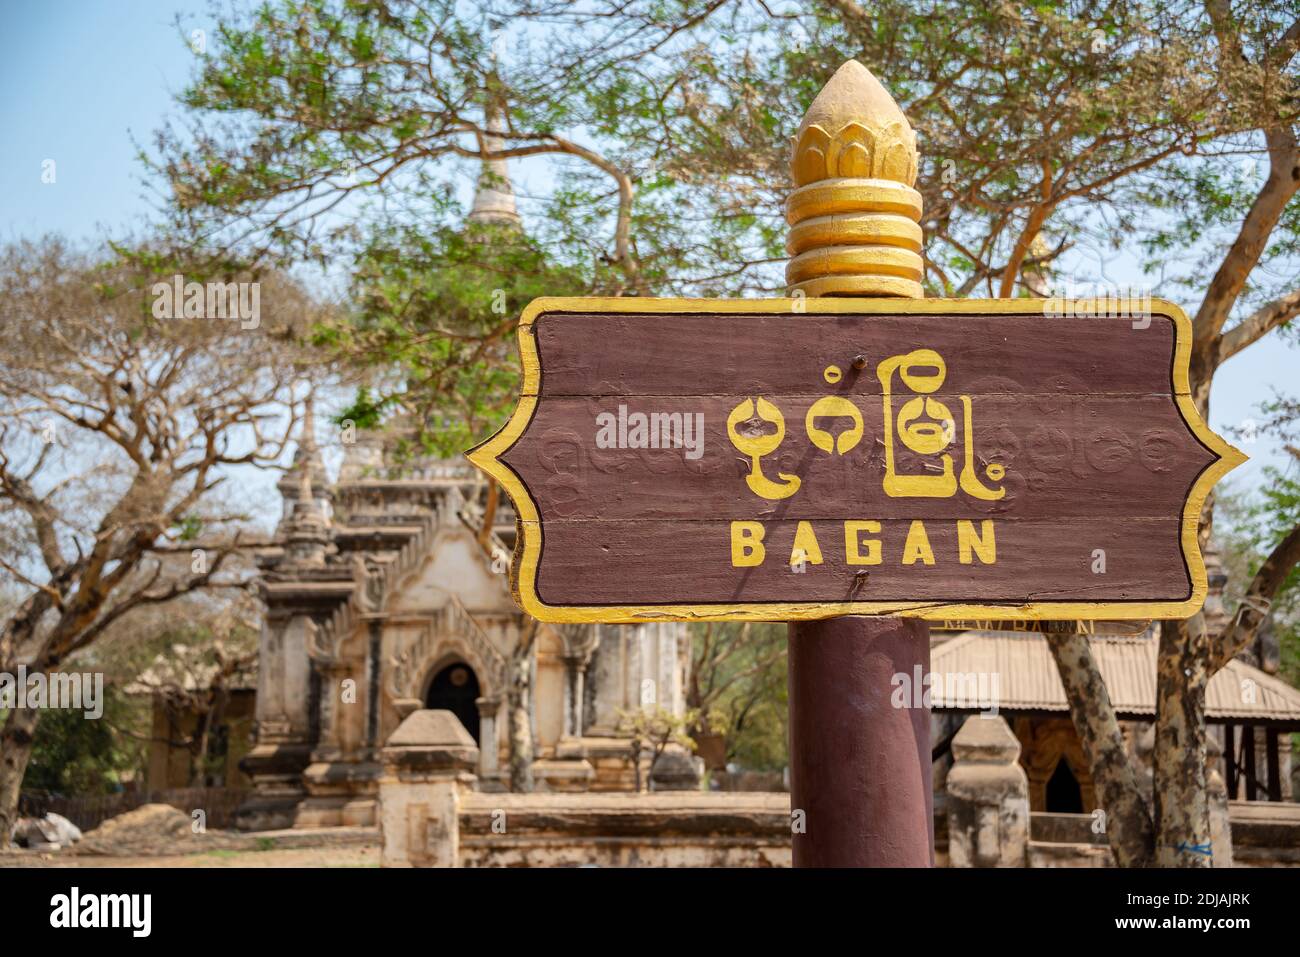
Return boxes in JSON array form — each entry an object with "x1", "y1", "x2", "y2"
[{"x1": 467, "y1": 297, "x2": 1244, "y2": 623}]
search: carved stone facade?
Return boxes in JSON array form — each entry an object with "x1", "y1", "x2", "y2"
[{"x1": 237, "y1": 422, "x2": 692, "y2": 830}]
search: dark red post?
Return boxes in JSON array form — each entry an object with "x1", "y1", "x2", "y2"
[{"x1": 788, "y1": 618, "x2": 933, "y2": 867}]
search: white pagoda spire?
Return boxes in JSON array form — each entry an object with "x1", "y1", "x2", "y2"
[{"x1": 468, "y1": 100, "x2": 521, "y2": 228}]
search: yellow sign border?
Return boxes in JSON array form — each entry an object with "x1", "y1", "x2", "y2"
[{"x1": 466, "y1": 296, "x2": 1246, "y2": 623}]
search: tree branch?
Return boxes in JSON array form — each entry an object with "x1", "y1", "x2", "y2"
[
  {"x1": 1218, "y1": 288, "x2": 1300, "y2": 361},
  {"x1": 1211, "y1": 522, "x2": 1300, "y2": 672}
]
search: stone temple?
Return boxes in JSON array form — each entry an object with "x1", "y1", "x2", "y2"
[
  {"x1": 238, "y1": 411, "x2": 692, "y2": 830},
  {"x1": 236, "y1": 131, "x2": 692, "y2": 830}
]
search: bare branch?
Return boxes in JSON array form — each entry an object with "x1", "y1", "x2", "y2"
[
  {"x1": 1212, "y1": 523, "x2": 1300, "y2": 672},
  {"x1": 1218, "y1": 288, "x2": 1300, "y2": 361}
]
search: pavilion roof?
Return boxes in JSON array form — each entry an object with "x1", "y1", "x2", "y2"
[{"x1": 931, "y1": 632, "x2": 1300, "y2": 727}]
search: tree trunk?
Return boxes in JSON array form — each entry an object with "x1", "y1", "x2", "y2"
[
  {"x1": 1153, "y1": 615, "x2": 1213, "y2": 867},
  {"x1": 1044, "y1": 626, "x2": 1155, "y2": 866},
  {"x1": 477, "y1": 480, "x2": 499, "y2": 550},
  {"x1": 1143, "y1": 453, "x2": 1217, "y2": 867},
  {"x1": 0, "y1": 706, "x2": 42, "y2": 846},
  {"x1": 190, "y1": 702, "x2": 215, "y2": 788},
  {"x1": 630, "y1": 739, "x2": 644, "y2": 792},
  {"x1": 189, "y1": 685, "x2": 230, "y2": 788}
]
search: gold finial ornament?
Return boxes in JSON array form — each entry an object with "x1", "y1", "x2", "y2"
[{"x1": 787, "y1": 60, "x2": 923, "y2": 299}]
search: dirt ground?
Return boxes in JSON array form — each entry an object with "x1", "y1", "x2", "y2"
[
  {"x1": 4, "y1": 804, "x2": 381, "y2": 867},
  {"x1": 1, "y1": 842, "x2": 380, "y2": 868}
]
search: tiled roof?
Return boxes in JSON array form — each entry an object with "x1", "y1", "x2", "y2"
[{"x1": 931, "y1": 632, "x2": 1300, "y2": 724}]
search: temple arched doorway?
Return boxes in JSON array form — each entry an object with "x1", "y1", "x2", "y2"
[
  {"x1": 425, "y1": 661, "x2": 481, "y2": 743},
  {"x1": 1045, "y1": 757, "x2": 1083, "y2": 813}
]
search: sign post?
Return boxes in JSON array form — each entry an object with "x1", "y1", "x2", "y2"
[
  {"x1": 784, "y1": 61, "x2": 940, "y2": 868},
  {"x1": 467, "y1": 62, "x2": 1244, "y2": 867}
]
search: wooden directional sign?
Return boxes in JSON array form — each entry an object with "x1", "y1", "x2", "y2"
[{"x1": 467, "y1": 297, "x2": 1244, "y2": 623}]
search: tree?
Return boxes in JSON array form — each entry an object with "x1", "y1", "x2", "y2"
[
  {"x1": 617, "y1": 705, "x2": 700, "y2": 792},
  {"x1": 107, "y1": 589, "x2": 261, "y2": 787},
  {"x1": 152, "y1": 0, "x2": 675, "y2": 290},
  {"x1": 1038, "y1": 3, "x2": 1300, "y2": 866},
  {"x1": 686, "y1": 622, "x2": 788, "y2": 769},
  {"x1": 1218, "y1": 450, "x2": 1300, "y2": 688},
  {"x1": 0, "y1": 236, "x2": 317, "y2": 841},
  {"x1": 20, "y1": 686, "x2": 144, "y2": 797},
  {"x1": 323, "y1": 221, "x2": 589, "y2": 457}
]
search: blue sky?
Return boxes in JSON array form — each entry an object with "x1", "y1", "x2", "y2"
[
  {"x1": 0, "y1": 1, "x2": 209, "y2": 240},
  {"x1": 1, "y1": 1, "x2": 1294, "y2": 511}
]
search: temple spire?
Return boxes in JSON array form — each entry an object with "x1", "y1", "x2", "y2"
[
  {"x1": 467, "y1": 100, "x2": 521, "y2": 228},
  {"x1": 282, "y1": 389, "x2": 329, "y2": 568},
  {"x1": 297, "y1": 394, "x2": 318, "y2": 505},
  {"x1": 277, "y1": 389, "x2": 327, "y2": 508},
  {"x1": 786, "y1": 60, "x2": 924, "y2": 299}
]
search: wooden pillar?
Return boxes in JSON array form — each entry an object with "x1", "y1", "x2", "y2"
[
  {"x1": 1243, "y1": 724, "x2": 1257, "y2": 801},
  {"x1": 1224, "y1": 723, "x2": 1237, "y2": 798},
  {"x1": 1265, "y1": 727, "x2": 1281, "y2": 802},
  {"x1": 784, "y1": 62, "x2": 932, "y2": 866},
  {"x1": 789, "y1": 618, "x2": 934, "y2": 866}
]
